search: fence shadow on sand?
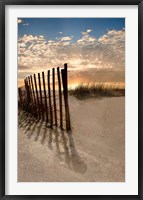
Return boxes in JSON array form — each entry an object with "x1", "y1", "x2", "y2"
[{"x1": 18, "y1": 109, "x2": 87, "y2": 174}]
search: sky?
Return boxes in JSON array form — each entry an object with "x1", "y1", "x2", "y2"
[{"x1": 18, "y1": 18, "x2": 125, "y2": 88}]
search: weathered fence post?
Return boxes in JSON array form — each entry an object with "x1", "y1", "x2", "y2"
[
  {"x1": 48, "y1": 70, "x2": 53, "y2": 127},
  {"x1": 38, "y1": 73, "x2": 44, "y2": 120},
  {"x1": 30, "y1": 75, "x2": 38, "y2": 118},
  {"x1": 34, "y1": 74, "x2": 40, "y2": 119},
  {"x1": 57, "y1": 67, "x2": 63, "y2": 129},
  {"x1": 24, "y1": 78, "x2": 31, "y2": 111},
  {"x1": 28, "y1": 76, "x2": 34, "y2": 114},
  {"x1": 52, "y1": 68, "x2": 57, "y2": 126},
  {"x1": 24, "y1": 79, "x2": 26, "y2": 109},
  {"x1": 42, "y1": 71, "x2": 48, "y2": 123},
  {"x1": 18, "y1": 87, "x2": 23, "y2": 108},
  {"x1": 20, "y1": 65, "x2": 71, "y2": 130},
  {"x1": 61, "y1": 63, "x2": 71, "y2": 131}
]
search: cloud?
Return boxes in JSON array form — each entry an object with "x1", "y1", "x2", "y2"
[
  {"x1": 60, "y1": 36, "x2": 73, "y2": 41},
  {"x1": 87, "y1": 29, "x2": 92, "y2": 33},
  {"x1": 18, "y1": 28, "x2": 125, "y2": 82},
  {"x1": 23, "y1": 23, "x2": 29, "y2": 26},
  {"x1": 18, "y1": 18, "x2": 23, "y2": 24},
  {"x1": 77, "y1": 34, "x2": 96, "y2": 45},
  {"x1": 18, "y1": 18, "x2": 30, "y2": 27},
  {"x1": 59, "y1": 32, "x2": 63, "y2": 34},
  {"x1": 81, "y1": 29, "x2": 92, "y2": 35},
  {"x1": 68, "y1": 68, "x2": 125, "y2": 87},
  {"x1": 77, "y1": 29, "x2": 96, "y2": 45}
]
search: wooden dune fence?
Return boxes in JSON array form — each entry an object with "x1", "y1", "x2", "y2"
[{"x1": 18, "y1": 63, "x2": 71, "y2": 131}]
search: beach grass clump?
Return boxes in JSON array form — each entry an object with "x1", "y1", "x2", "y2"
[{"x1": 69, "y1": 83, "x2": 125, "y2": 99}]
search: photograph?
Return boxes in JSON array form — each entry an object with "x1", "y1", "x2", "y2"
[{"x1": 18, "y1": 17, "x2": 125, "y2": 182}]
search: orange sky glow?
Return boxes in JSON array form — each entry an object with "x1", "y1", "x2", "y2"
[{"x1": 18, "y1": 19, "x2": 125, "y2": 89}]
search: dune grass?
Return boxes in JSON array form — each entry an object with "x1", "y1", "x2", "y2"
[{"x1": 69, "y1": 83, "x2": 125, "y2": 99}]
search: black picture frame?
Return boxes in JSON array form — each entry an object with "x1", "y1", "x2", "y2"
[{"x1": 0, "y1": 0, "x2": 142, "y2": 199}]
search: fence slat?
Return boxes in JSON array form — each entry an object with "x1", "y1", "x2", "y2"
[
  {"x1": 18, "y1": 87, "x2": 23, "y2": 108},
  {"x1": 30, "y1": 75, "x2": 38, "y2": 118},
  {"x1": 42, "y1": 71, "x2": 48, "y2": 122},
  {"x1": 28, "y1": 76, "x2": 33, "y2": 101},
  {"x1": 34, "y1": 74, "x2": 40, "y2": 119},
  {"x1": 38, "y1": 73, "x2": 44, "y2": 120},
  {"x1": 20, "y1": 65, "x2": 71, "y2": 130},
  {"x1": 48, "y1": 70, "x2": 53, "y2": 127},
  {"x1": 52, "y1": 68, "x2": 57, "y2": 126},
  {"x1": 57, "y1": 67, "x2": 63, "y2": 129},
  {"x1": 24, "y1": 78, "x2": 31, "y2": 111},
  {"x1": 28, "y1": 76, "x2": 34, "y2": 114},
  {"x1": 61, "y1": 64, "x2": 71, "y2": 131}
]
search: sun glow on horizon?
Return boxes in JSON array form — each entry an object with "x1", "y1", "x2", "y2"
[{"x1": 18, "y1": 18, "x2": 125, "y2": 89}]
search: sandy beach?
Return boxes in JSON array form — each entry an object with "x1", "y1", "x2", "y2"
[{"x1": 18, "y1": 96, "x2": 125, "y2": 182}]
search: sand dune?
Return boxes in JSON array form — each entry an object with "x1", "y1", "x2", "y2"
[{"x1": 18, "y1": 96, "x2": 125, "y2": 182}]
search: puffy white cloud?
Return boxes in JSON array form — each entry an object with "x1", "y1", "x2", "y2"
[
  {"x1": 60, "y1": 36, "x2": 73, "y2": 41},
  {"x1": 81, "y1": 29, "x2": 92, "y2": 35},
  {"x1": 77, "y1": 34, "x2": 96, "y2": 45},
  {"x1": 18, "y1": 29, "x2": 125, "y2": 79},
  {"x1": 87, "y1": 29, "x2": 92, "y2": 33},
  {"x1": 77, "y1": 29, "x2": 96, "y2": 45}
]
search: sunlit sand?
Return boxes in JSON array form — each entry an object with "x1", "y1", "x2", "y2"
[{"x1": 18, "y1": 96, "x2": 125, "y2": 182}]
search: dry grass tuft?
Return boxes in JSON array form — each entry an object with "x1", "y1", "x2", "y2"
[{"x1": 69, "y1": 83, "x2": 125, "y2": 99}]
